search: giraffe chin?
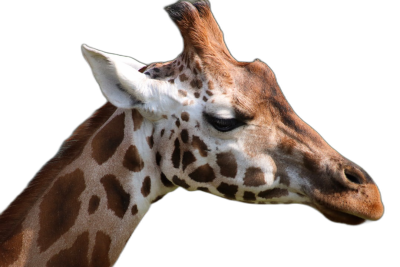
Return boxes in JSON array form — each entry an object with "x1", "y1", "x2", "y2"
[{"x1": 317, "y1": 206, "x2": 366, "y2": 225}]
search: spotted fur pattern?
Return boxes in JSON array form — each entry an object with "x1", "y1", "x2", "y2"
[{"x1": 0, "y1": 0, "x2": 383, "y2": 266}]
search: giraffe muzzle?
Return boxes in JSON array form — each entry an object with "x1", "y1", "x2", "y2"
[{"x1": 310, "y1": 162, "x2": 384, "y2": 225}]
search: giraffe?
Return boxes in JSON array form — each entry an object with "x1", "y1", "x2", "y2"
[{"x1": 0, "y1": 1, "x2": 384, "y2": 266}]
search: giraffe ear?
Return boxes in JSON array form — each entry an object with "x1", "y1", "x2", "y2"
[{"x1": 81, "y1": 44, "x2": 179, "y2": 118}]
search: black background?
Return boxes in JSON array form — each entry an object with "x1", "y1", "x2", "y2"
[{"x1": 0, "y1": 0, "x2": 399, "y2": 266}]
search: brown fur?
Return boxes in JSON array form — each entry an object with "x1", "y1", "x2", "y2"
[
  {"x1": 131, "y1": 205, "x2": 138, "y2": 216},
  {"x1": 160, "y1": 173, "x2": 175, "y2": 188},
  {"x1": 141, "y1": 177, "x2": 152, "y2": 197},
  {"x1": 166, "y1": 1, "x2": 249, "y2": 88},
  {"x1": 90, "y1": 231, "x2": 112, "y2": 267},
  {"x1": 182, "y1": 151, "x2": 196, "y2": 171},
  {"x1": 243, "y1": 167, "x2": 266, "y2": 187},
  {"x1": 258, "y1": 188, "x2": 289, "y2": 200},
  {"x1": 132, "y1": 109, "x2": 143, "y2": 132},
  {"x1": 0, "y1": 102, "x2": 116, "y2": 246},
  {"x1": 91, "y1": 113, "x2": 125, "y2": 165},
  {"x1": 100, "y1": 174, "x2": 131, "y2": 219},
  {"x1": 156, "y1": 152, "x2": 162, "y2": 166},
  {"x1": 192, "y1": 135, "x2": 208, "y2": 157},
  {"x1": 181, "y1": 112, "x2": 190, "y2": 122},
  {"x1": 88, "y1": 195, "x2": 101, "y2": 215},
  {"x1": 46, "y1": 232, "x2": 89, "y2": 267},
  {"x1": 172, "y1": 138, "x2": 181, "y2": 168},
  {"x1": 243, "y1": 192, "x2": 256, "y2": 202},
  {"x1": 180, "y1": 129, "x2": 189, "y2": 143},
  {"x1": 216, "y1": 183, "x2": 238, "y2": 199},
  {"x1": 38, "y1": 169, "x2": 86, "y2": 252},
  {"x1": 172, "y1": 176, "x2": 190, "y2": 189},
  {"x1": 189, "y1": 164, "x2": 215, "y2": 183},
  {"x1": 123, "y1": 145, "x2": 144, "y2": 172},
  {"x1": 216, "y1": 152, "x2": 237, "y2": 178},
  {"x1": 0, "y1": 225, "x2": 23, "y2": 266}
]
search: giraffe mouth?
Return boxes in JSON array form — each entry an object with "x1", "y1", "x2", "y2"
[{"x1": 314, "y1": 204, "x2": 366, "y2": 225}]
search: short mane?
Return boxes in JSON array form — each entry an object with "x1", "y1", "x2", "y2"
[{"x1": 0, "y1": 102, "x2": 117, "y2": 243}]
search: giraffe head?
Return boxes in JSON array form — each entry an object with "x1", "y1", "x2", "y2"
[{"x1": 82, "y1": 0, "x2": 383, "y2": 225}]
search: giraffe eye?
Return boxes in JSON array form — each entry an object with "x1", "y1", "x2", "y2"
[{"x1": 204, "y1": 114, "x2": 245, "y2": 132}]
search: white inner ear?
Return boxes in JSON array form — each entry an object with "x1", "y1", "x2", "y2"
[{"x1": 82, "y1": 44, "x2": 180, "y2": 119}]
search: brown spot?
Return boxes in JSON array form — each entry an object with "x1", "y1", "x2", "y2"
[
  {"x1": 132, "y1": 109, "x2": 143, "y2": 132},
  {"x1": 88, "y1": 195, "x2": 100, "y2": 215},
  {"x1": 156, "y1": 152, "x2": 162, "y2": 166},
  {"x1": 203, "y1": 96, "x2": 208, "y2": 102},
  {"x1": 178, "y1": 90, "x2": 187, "y2": 97},
  {"x1": 194, "y1": 92, "x2": 200, "y2": 98},
  {"x1": 172, "y1": 138, "x2": 181, "y2": 169},
  {"x1": 206, "y1": 90, "x2": 213, "y2": 96},
  {"x1": 195, "y1": 61, "x2": 202, "y2": 72},
  {"x1": 146, "y1": 135, "x2": 154, "y2": 149},
  {"x1": 138, "y1": 66, "x2": 148, "y2": 73},
  {"x1": 0, "y1": 225, "x2": 23, "y2": 266},
  {"x1": 243, "y1": 167, "x2": 266, "y2": 187},
  {"x1": 279, "y1": 175, "x2": 291, "y2": 187},
  {"x1": 100, "y1": 174, "x2": 131, "y2": 218},
  {"x1": 179, "y1": 65, "x2": 184, "y2": 72},
  {"x1": 161, "y1": 173, "x2": 175, "y2": 188},
  {"x1": 192, "y1": 136, "x2": 209, "y2": 157},
  {"x1": 303, "y1": 152, "x2": 321, "y2": 173},
  {"x1": 175, "y1": 118, "x2": 181, "y2": 128},
  {"x1": 180, "y1": 129, "x2": 189, "y2": 143},
  {"x1": 167, "y1": 70, "x2": 175, "y2": 77},
  {"x1": 172, "y1": 176, "x2": 190, "y2": 189},
  {"x1": 216, "y1": 152, "x2": 237, "y2": 178},
  {"x1": 92, "y1": 113, "x2": 125, "y2": 165},
  {"x1": 46, "y1": 232, "x2": 89, "y2": 267},
  {"x1": 197, "y1": 187, "x2": 209, "y2": 192},
  {"x1": 243, "y1": 191, "x2": 256, "y2": 201},
  {"x1": 258, "y1": 188, "x2": 289, "y2": 199},
  {"x1": 90, "y1": 231, "x2": 112, "y2": 267},
  {"x1": 131, "y1": 205, "x2": 138, "y2": 216},
  {"x1": 208, "y1": 80, "x2": 214, "y2": 90},
  {"x1": 217, "y1": 183, "x2": 238, "y2": 199},
  {"x1": 278, "y1": 136, "x2": 296, "y2": 154},
  {"x1": 38, "y1": 169, "x2": 86, "y2": 252},
  {"x1": 141, "y1": 177, "x2": 151, "y2": 197},
  {"x1": 160, "y1": 129, "x2": 165, "y2": 137},
  {"x1": 168, "y1": 79, "x2": 175, "y2": 84},
  {"x1": 190, "y1": 78, "x2": 203, "y2": 89},
  {"x1": 169, "y1": 130, "x2": 175, "y2": 140},
  {"x1": 179, "y1": 73, "x2": 189, "y2": 82},
  {"x1": 152, "y1": 195, "x2": 165, "y2": 203},
  {"x1": 123, "y1": 145, "x2": 144, "y2": 172},
  {"x1": 181, "y1": 112, "x2": 190, "y2": 122},
  {"x1": 182, "y1": 151, "x2": 196, "y2": 171},
  {"x1": 189, "y1": 164, "x2": 216, "y2": 183},
  {"x1": 193, "y1": 68, "x2": 198, "y2": 75}
]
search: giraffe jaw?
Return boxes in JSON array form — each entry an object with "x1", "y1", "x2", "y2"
[{"x1": 314, "y1": 204, "x2": 366, "y2": 225}]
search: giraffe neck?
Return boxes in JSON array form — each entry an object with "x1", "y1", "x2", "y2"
[{"x1": 0, "y1": 103, "x2": 176, "y2": 266}]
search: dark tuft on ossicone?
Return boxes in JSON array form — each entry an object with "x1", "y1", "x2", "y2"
[
  {"x1": 165, "y1": 1, "x2": 191, "y2": 21},
  {"x1": 192, "y1": 0, "x2": 211, "y2": 16}
]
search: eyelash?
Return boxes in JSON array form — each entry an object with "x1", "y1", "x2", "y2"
[{"x1": 204, "y1": 114, "x2": 245, "y2": 132}]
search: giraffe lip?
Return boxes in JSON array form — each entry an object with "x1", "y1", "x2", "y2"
[{"x1": 314, "y1": 204, "x2": 366, "y2": 225}]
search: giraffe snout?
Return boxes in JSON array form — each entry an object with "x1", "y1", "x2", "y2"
[{"x1": 310, "y1": 160, "x2": 384, "y2": 224}]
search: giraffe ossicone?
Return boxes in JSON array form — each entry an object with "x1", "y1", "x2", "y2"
[{"x1": 0, "y1": 0, "x2": 384, "y2": 266}]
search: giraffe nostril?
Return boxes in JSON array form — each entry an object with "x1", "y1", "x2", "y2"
[{"x1": 344, "y1": 170, "x2": 362, "y2": 185}]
